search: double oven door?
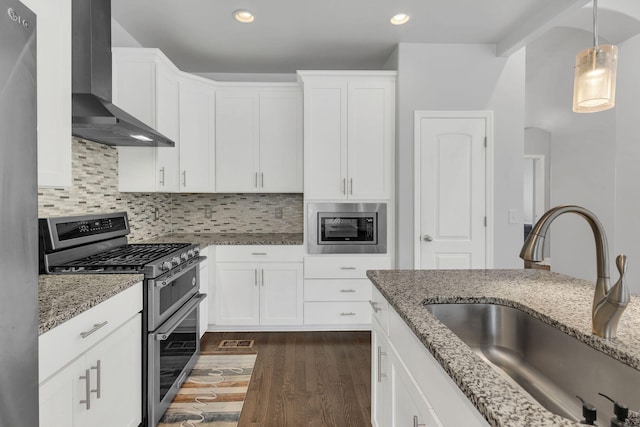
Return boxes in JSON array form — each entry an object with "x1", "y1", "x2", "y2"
[{"x1": 145, "y1": 257, "x2": 206, "y2": 427}]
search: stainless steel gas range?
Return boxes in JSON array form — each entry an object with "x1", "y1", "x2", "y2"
[{"x1": 39, "y1": 212, "x2": 207, "y2": 427}]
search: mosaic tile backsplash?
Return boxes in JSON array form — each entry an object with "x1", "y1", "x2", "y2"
[
  {"x1": 171, "y1": 193, "x2": 303, "y2": 233},
  {"x1": 38, "y1": 139, "x2": 303, "y2": 239},
  {"x1": 38, "y1": 139, "x2": 172, "y2": 242}
]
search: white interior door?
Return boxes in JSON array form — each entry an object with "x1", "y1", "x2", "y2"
[{"x1": 415, "y1": 113, "x2": 489, "y2": 269}]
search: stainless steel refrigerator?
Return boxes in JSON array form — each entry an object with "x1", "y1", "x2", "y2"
[{"x1": 0, "y1": 1, "x2": 39, "y2": 426}]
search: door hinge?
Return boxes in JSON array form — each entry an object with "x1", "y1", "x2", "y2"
[{"x1": 484, "y1": 216, "x2": 487, "y2": 227}]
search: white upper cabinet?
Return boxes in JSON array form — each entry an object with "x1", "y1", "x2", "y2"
[
  {"x1": 22, "y1": 0, "x2": 73, "y2": 188},
  {"x1": 178, "y1": 74, "x2": 216, "y2": 192},
  {"x1": 112, "y1": 48, "x2": 180, "y2": 192},
  {"x1": 299, "y1": 71, "x2": 395, "y2": 200},
  {"x1": 215, "y1": 85, "x2": 302, "y2": 193}
]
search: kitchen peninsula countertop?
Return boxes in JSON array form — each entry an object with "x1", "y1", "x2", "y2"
[
  {"x1": 142, "y1": 232, "x2": 303, "y2": 247},
  {"x1": 38, "y1": 274, "x2": 143, "y2": 335},
  {"x1": 367, "y1": 269, "x2": 640, "y2": 427}
]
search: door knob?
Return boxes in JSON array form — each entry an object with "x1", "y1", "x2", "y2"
[{"x1": 423, "y1": 234, "x2": 433, "y2": 242}]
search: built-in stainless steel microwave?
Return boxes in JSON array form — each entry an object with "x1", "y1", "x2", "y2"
[{"x1": 307, "y1": 203, "x2": 387, "y2": 254}]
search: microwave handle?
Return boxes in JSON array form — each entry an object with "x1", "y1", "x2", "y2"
[{"x1": 155, "y1": 293, "x2": 207, "y2": 340}]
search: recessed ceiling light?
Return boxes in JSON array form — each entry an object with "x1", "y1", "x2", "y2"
[
  {"x1": 233, "y1": 10, "x2": 255, "y2": 23},
  {"x1": 390, "y1": 13, "x2": 410, "y2": 25}
]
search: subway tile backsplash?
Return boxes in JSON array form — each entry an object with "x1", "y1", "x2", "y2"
[{"x1": 38, "y1": 139, "x2": 303, "y2": 240}]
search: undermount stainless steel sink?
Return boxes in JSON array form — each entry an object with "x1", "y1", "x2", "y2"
[{"x1": 424, "y1": 303, "x2": 640, "y2": 426}]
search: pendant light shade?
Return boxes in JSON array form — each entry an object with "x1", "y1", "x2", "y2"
[{"x1": 572, "y1": 0, "x2": 618, "y2": 113}]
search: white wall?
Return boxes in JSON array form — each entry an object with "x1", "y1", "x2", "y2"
[
  {"x1": 111, "y1": 19, "x2": 142, "y2": 48},
  {"x1": 615, "y1": 33, "x2": 640, "y2": 295},
  {"x1": 549, "y1": 129, "x2": 617, "y2": 283},
  {"x1": 394, "y1": 43, "x2": 526, "y2": 269}
]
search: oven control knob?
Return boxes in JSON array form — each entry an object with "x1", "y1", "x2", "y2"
[
  {"x1": 187, "y1": 249, "x2": 195, "y2": 258},
  {"x1": 171, "y1": 256, "x2": 180, "y2": 267},
  {"x1": 180, "y1": 252, "x2": 188, "y2": 262},
  {"x1": 161, "y1": 261, "x2": 172, "y2": 271},
  {"x1": 194, "y1": 247, "x2": 200, "y2": 256}
]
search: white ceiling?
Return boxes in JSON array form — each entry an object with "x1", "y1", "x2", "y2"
[{"x1": 111, "y1": 0, "x2": 590, "y2": 74}]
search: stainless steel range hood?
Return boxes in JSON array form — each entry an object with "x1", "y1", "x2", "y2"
[{"x1": 71, "y1": 0, "x2": 174, "y2": 147}]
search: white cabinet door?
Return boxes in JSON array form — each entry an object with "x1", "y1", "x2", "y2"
[
  {"x1": 179, "y1": 75, "x2": 216, "y2": 192},
  {"x1": 155, "y1": 62, "x2": 180, "y2": 192},
  {"x1": 391, "y1": 356, "x2": 443, "y2": 427},
  {"x1": 371, "y1": 324, "x2": 392, "y2": 427},
  {"x1": 74, "y1": 314, "x2": 142, "y2": 427},
  {"x1": 39, "y1": 357, "x2": 82, "y2": 427},
  {"x1": 113, "y1": 49, "x2": 180, "y2": 192},
  {"x1": 259, "y1": 90, "x2": 303, "y2": 192},
  {"x1": 22, "y1": 0, "x2": 73, "y2": 188},
  {"x1": 215, "y1": 89, "x2": 259, "y2": 192},
  {"x1": 302, "y1": 80, "x2": 348, "y2": 200},
  {"x1": 347, "y1": 80, "x2": 393, "y2": 199},
  {"x1": 216, "y1": 263, "x2": 260, "y2": 325},
  {"x1": 260, "y1": 263, "x2": 303, "y2": 325}
]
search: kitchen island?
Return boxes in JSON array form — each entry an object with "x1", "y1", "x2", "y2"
[{"x1": 367, "y1": 269, "x2": 640, "y2": 427}]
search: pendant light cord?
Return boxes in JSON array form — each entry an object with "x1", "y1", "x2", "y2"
[{"x1": 593, "y1": 0, "x2": 599, "y2": 48}]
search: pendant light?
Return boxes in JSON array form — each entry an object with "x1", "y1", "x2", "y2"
[{"x1": 572, "y1": 0, "x2": 618, "y2": 113}]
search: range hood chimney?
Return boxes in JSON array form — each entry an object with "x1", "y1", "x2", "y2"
[{"x1": 71, "y1": 0, "x2": 174, "y2": 147}]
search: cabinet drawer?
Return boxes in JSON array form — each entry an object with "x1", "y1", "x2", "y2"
[
  {"x1": 304, "y1": 301, "x2": 371, "y2": 325},
  {"x1": 370, "y1": 284, "x2": 390, "y2": 335},
  {"x1": 216, "y1": 245, "x2": 304, "y2": 262},
  {"x1": 304, "y1": 256, "x2": 392, "y2": 279},
  {"x1": 304, "y1": 279, "x2": 372, "y2": 302},
  {"x1": 39, "y1": 282, "x2": 143, "y2": 382}
]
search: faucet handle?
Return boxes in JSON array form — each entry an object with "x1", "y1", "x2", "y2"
[
  {"x1": 616, "y1": 254, "x2": 628, "y2": 276},
  {"x1": 609, "y1": 254, "x2": 630, "y2": 307}
]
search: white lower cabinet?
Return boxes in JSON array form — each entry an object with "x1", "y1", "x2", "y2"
[
  {"x1": 371, "y1": 287, "x2": 490, "y2": 427},
  {"x1": 215, "y1": 246, "x2": 304, "y2": 328},
  {"x1": 39, "y1": 283, "x2": 142, "y2": 427},
  {"x1": 303, "y1": 256, "x2": 391, "y2": 328}
]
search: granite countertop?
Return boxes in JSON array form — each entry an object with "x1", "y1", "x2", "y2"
[
  {"x1": 141, "y1": 232, "x2": 303, "y2": 247},
  {"x1": 367, "y1": 269, "x2": 640, "y2": 427},
  {"x1": 38, "y1": 273, "x2": 143, "y2": 335}
]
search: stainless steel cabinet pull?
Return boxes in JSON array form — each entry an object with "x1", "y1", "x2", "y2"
[
  {"x1": 377, "y1": 346, "x2": 387, "y2": 383},
  {"x1": 340, "y1": 267, "x2": 356, "y2": 270},
  {"x1": 261, "y1": 269, "x2": 264, "y2": 286},
  {"x1": 159, "y1": 167, "x2": 165, "y2": 186},
  {"x1": 261, "y1": 172, "x2": 264, "y2": 188},
  {"x1": 79, "y1": 369, "x2": 91, "y2": 410},
  {"x1": 91, "y1": 360, "x2": 101, "y2": 399},
  {"x1": 340, "y1": 289, "x2": 356, "y2": 293},
  {"x1": 255, "y1": 172, "x2": 258, "y2": 188},
  {"x1": 254, "y1": 269, "x2": 258, "y2": 286},
  {"x1": 350, "y1": 178, "x2": 353, "y2": 195},
  {"x1": 413, "y1": 415, "x2": 426, "y2": 427},
  {"x1": 80, "y1": 321, "x2": 108, "y2": 339},
  {"x1": 182, "y1": 170, "x2": 187, "y2": 187},
  {"x1": 342, "y1": 178, "x2": 346, "y2": 194},
  {"x1": 369, "y1": 300, "x2": 382, "y2": 313},
  {"x1": 340, "y1": 312, "x2": 356, "y2": 316},
  {"x1": 251, "y1": 252, "x2": 267, "y2": 256}
]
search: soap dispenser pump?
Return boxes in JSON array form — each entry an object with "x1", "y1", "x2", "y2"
[
  {"x1": 577, "y1": 395, "x2": 598, "y2": 425},
  {"x1": 599, "y1": 392, "x2": 629, "y2": 427}
]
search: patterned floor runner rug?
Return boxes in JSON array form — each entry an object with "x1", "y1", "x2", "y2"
[{"x1": 158, "y1": 352, "x2": 257, "y2": 427}]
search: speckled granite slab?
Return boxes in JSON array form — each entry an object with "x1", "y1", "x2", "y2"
[
  {"x1": 367, "y1": 269, "x2": 640, "y2": 427},
  {"x1": 38, "y1": 274, "x2": 143, "y2": 335},
  {"x1": 142, "y1": 232, "x2": 303, "y2": 247}
]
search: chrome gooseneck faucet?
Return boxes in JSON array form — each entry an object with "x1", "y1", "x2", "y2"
[{"x1": 519, "y1": 205, "x2": 630, "y2": 339}]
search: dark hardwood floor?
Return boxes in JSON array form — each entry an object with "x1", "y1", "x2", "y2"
[{"x1": 201, "y1": 331, "x2": 372, "y2": 427}]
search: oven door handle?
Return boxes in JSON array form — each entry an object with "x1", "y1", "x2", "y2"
[
  {"x1": 155, "y1": 293, "x2": 207, "y2": 341},
  {"x1": 154, "y1": 256, "x2": 207, "y2": 289}
]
